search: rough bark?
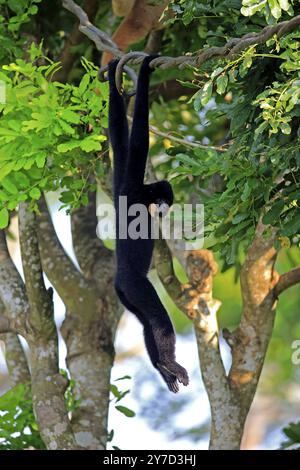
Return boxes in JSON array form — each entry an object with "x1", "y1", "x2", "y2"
[
  {"x1": 0, "y1": 332, "x2": 30, "y2": 388},
  {"x1": 37, "y1": 194, "x2": 119, "y2": 449},
  {"x1": 18, "y1": 203, "x2": 79, "y2": 450}
]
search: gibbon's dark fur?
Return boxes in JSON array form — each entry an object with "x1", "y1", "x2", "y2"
[{"x1": 108, "y1": 56, "x2": 189, "y2": 393}]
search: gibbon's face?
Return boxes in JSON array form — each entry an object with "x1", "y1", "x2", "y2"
[{"x1": 146, "y1": 181, "x2": 174, "y2": 218}]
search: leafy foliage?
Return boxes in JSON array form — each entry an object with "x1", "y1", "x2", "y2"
[
  {"x1": 280, "y1": 421, "x2": 300, "y2": 449},
  {"x1": 168, "y1": 0, "x2": 295, "y2": 24},
  {"x1": 110, "y1": 375, "x2": 135, "y2": 418},
  {"x1": 0, "y1": 46, "x2": 108, "y2": 225},
  {"x1": 0, "y1": 383, "x2": 45, "y2": 450},
  {"x1": 0, "y1": 0, "x2": 42, "y2": 63},
  {"x1": 167, "y1": 27, "x2": 300, "y2": 266}
]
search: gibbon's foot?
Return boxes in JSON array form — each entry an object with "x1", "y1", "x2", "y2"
[{"x1": 157, "y1": 361, "x2": 189, "y2": 393}]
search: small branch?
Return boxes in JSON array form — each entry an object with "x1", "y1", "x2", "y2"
[
  {"x1": 62, "y1": 0, "x2": 119, "y2": 56},
  {"x1": 149, "y1": 121, "x2": 227, "y2": 152},
  {"x1": 274, "y1": 266, "x2": 300, "y2": 297},
  {"x1": 127, "y1": 114, "x2": 226, "y2": 151},
  {"x1": 55, "y1": 0, "x2": 100, "y2": 82}
]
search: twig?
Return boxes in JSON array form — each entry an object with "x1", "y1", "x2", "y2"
[
  {"x1": 127, "y1": 114, "x2": 226, "y2": 151},
  {"x1": 149, "y1": 122, "x2": 227, "y2": 152}
]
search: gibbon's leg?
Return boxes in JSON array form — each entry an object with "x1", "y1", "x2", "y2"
[
  {"x1": 117, "y1": 272, "x2": 189, "y2": 391},
  {"x1": 115, "y1": 283, "x2": 180, "y2": 393},
  {"x1": 126, "y1": 55, "x2": 158, "y2": 187},
  {"x1": 108, "y1": 60, "x2": 129, "y2": 197}
]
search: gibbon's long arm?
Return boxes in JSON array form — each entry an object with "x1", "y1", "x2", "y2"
[
  {"x1": 126, "y1": 56, "x2": 158, "y2": 188},
  {"x1": 108, "y1": 61, "x2": 129, "y2": 199}
]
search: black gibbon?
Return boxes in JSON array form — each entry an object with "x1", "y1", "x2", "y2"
[{"x1": 108, "y1": 56, "x2": 189, "y2": 393}]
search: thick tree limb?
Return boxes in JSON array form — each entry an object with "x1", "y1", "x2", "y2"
[
  {"x1": 61, "y1": 1, "x2": 300, "y2": 86},
  {"x1": 0, "y1": 231, "x2": 28, "y2": 333},
  {"x1": 37, "y1": 197, "x2": 94, "y2": 315},
  {"x1": 274, "y1": 266, "x2": 300, "y2": 297},
  {"x1": 0, "y1": 332, "x2": 30, "y2": 388},
  {"x1": 0, "y1": 240, "x2": 30, "y2": 387},
  {"x1": 221, "y1": 223, "x2": 278, "y2": 449},
  {"x1": 71, "y1": 186, "x2": 114, "y2": 287},
  {"x1": 154, "y1": 222, "x2": 280, "y2": 449},
  {"x1": 36, "y1": 195, "x2": 118, "y2": 449},
  {"x1": 19, "y1": 202, "x2": 79, "y2": 450}
]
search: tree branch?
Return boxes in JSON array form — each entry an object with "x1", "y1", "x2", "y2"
[
  {"x1": 62, "y1": 0, "x2": 300, "y2": 68},
  {"x1": 62, "y1": 0, "x2": 300, "y2": 70},
  {"x1": 154, "y1": 239, "x2": 230, "y2": 431},
  {"x1": 55, "y1": 0, "x2": 100, "y2": 82},
  {"x1": 62, "y1": 0, "x2": 119, "y2": 55},
  {"x1": 274, "y1": 266, "x2": 300, "y2": 297},
  {"x1": 62, "y1": 1, "x2": 300, "y2": 94},
  {"x1": 0, "y1": 230, "x2": 28, "y2": 333},
  {"x1": 19, "y1": 203, "x2": 56, "y2": 333},
  {"x1": 19, "y1": 202, "x2": 79, "y2": 450},
  {"x1": 70, "y1": 184, "x2": 115, "y2": 286},
  {"x1": 37, "y1": 197, "x2": 94, "y2": 314},
  {"x1": 215, "y1": 223, "x2": 279, "y2": 449},
  {"x1": 0, "y1": 330, "x2": 30, "y2": 388}
]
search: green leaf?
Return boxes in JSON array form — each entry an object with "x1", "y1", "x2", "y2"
[
  {"x1": 79, "y1": 74, "x2": 90, "y2": 95},
  {"x1": 1, "y1": 178, "x2": 18, "y2": 194},
  {"x1": 263, "y1": 199, "x2": 285, "y2": 225},
  {"x1": 281, "y1": 122, "x2": 291, "y2": 135},
  {"x1": 57, "y1": 140, "x2": 80, "y2": 153},
  {"x1": 35, "y1": 153, "x2": 46, "y2": 168},
  {"x1": 115, "y1": 406, "x2": 135, "y2": 418},
  {"x1": 268, "y1": 0, "x2": 282, "y2": 19},
  {"x1": 216, "y1": 75, "x2": 228, "y2": 95},
  {"x1": 0, "y1": 207, "x2": 9, "y2": 229},
  {"x1": 79, "y1": 137, "x2": 102, "y2": 152},
  {"x1": 232, "y1": 213, "x2": 248, "y2": 224},
  {"x1": 29, "y1": 187, "x2": 41, "y2": 200},
  {"x1": 13, "y1": 172, "x2": 30, "y2": 188},
  {"x1": 281, "y1": 211, "x2": 300, "y2": 236},
  {"x1": 194, "y1": 81, "x2": 213, "y2": 110},
  {"x1": 60, "y1": 109, "x2": 81, "y2": 124},
  {"x1": 110, "y1": 385, "x2": 121, "y2": 399}
]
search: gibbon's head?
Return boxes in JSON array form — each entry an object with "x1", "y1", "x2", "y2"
[{"x1": 145, "y1": 181, "x2": 174, "y2": 218}]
